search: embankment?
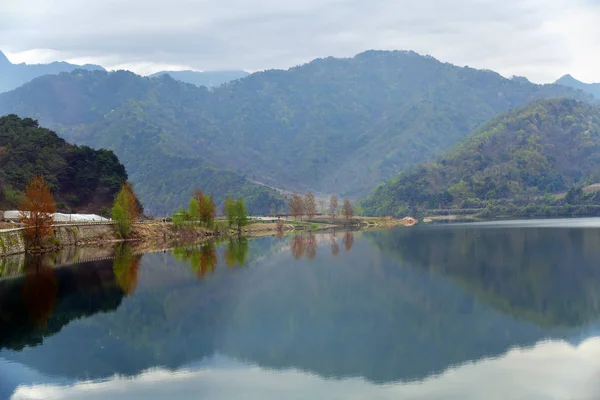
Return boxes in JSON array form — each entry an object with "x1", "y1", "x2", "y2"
[{"x1": 0, "y1": 230, "x2": 25, "y2": 257}]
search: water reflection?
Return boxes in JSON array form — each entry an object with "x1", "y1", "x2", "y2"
[
  {"x1": 112, "y1": 245, "x2": 141, "y2": 295},
  {"x1": 8, "y1": 337, "x2": 600, "y2": 400},
  {"x1": 224, "y1": 237, "x2": 249, "y2": 267},
  {"x1": 22, "y1": 257, "x2": 58, "y2": 328},
  {"x1": 367, "y1": 224, "x2": 600, "y2": 327},
  {"x1": 2, "y1": 223, "x2": 600, "y2": 399}
]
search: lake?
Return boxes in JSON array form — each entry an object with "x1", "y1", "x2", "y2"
[{"x1": 2, "y1": 219, "x2": 600, "y2": 399}]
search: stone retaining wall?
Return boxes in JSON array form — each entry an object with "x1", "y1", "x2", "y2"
[{"x1": 0, "y1": 230, "x2": 26, "y2": 256}]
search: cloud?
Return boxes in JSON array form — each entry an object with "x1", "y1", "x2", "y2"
[
  {"x1": 10, "y1": 338, "x2": 600, "y2": 399},
  {"x1": 1, "y1": 0, "x2": 600, "y2": 81}
]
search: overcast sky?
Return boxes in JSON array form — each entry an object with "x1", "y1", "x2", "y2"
[{"x1": 1, "y1": 0, "x2": 600, "y2": 83}]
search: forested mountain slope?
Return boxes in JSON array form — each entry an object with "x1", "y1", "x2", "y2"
[
  {"x1": 0, "y1": 50, "x2": 104, "y2": 94},
  {"x1": 361, "y1": 99, "x2": 600, "y2": 216},
  {"x1": 0, "y1": 51, "x2": 591, "y2": 212},
  {"x1": 0, "y1": 115, "x2": 127, "y2": 213}
]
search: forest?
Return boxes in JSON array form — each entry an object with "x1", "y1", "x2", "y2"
[
  {"x1": 0, "y1": 50, "x2": 590, "y2": 213},
  {"x1": 361, "y1": 99, "x2": 600, "y2": 217},
  {"x1": 0, "y1": 115, "x2": 127, "y2": 213}
]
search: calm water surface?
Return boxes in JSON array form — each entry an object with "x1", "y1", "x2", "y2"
[{"x1": 2, "y1": 219, "x2": 600, "y2": 399}]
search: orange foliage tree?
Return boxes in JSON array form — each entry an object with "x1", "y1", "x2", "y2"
[{"x1": 20, "y1": 175, "x2": 56, "y2": 247}]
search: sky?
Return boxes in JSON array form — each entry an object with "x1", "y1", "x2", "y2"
[{"x1": 1, "y1": 0, "x2": 600, "y2": 83}]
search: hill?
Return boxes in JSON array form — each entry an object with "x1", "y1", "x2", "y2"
[
  {"x1": 0, "y1": 114, "x2": 127, "y2": 213},
  {"x1": 149, "y1": 70, "x2": 249, "y2": 88},
  {"x1": 0, "y1": 50, "x2": 104, "y2": 94},
  {"x1": 361, "y1": 99, "x2": 600, "y2": 217},
  {"x1": 555, "y1": 74, "x2": 600, "y2": 99},
  {"x1": 0, "y1": 51, "x2": 591, "y2": 212}
]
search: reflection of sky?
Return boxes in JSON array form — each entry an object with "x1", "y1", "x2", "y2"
[{"x1": 9, "y1": 338, "x2": 600, "y2": 400}]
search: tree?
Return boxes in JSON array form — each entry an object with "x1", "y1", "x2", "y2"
[
  {"x1": 342, "y1": 199, "x2": 353, "y2": 220},
  {"x1": 289, "y1": 194, "x2": 304, "y2": 220},
  {"x1": 20, "y1": 175, "x2": 56, "y2": 247},
  {"x1": 304, "y1": 192, "x2": 316, "y2": 220},
  {"x1": 201, "y1": 195, "x2": 216, "y2": 228},
  {"x1": 188, "y1": 197, "x2": 201, "y2": 224},
  {"x1": 112, "y1": 181, "x2": 142, "y2": 238},
  {"x1": 235, "y1": 198, "x2": 249, "y2": 232},
  {"x1": 329, "y1": 195, "x2": 338, "y2": 221},
  {"x1": 121, "y1": 182, "x2": 142, "y2": 221},
  {"x1": 224, "y1": 197, "x2": 236, "y2": 227}
]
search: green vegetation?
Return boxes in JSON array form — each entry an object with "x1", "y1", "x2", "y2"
[
  {"x1": 0, "y1": 51, "x2": 588, "y2": 213},
  {"x1": 173, "y1": 189, "x2": 217, "y2": 228},
  {"x1": 362, "y1": 99, "x2": 600, "y2": 217},
  {"x1": 224, "y1": 197, "x2": 249, "y2": 231},
  {"x1": 111, "y1": 183, "x2": 141, "y2": 239},
  {"x1": 0, "y1": 114, "x2": 127, "y2": 212}
]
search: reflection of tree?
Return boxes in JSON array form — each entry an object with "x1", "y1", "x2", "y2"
[
  {"x1": 330, "y1": 233, "x2": 340, "y2": 257},
  {"x1": 225, "y1": 237, "x2": 249, "y2": 267},
  {"x1": 343, "y1": 232, "x2": 354, "y2": 252},
  {"x1": 113, "y1": 245, "x2": 141, "y2": 295},
  {"x1": 199, "y1": 243, "x2": 218, "y2": 279},
  {"x1": 21, "y1": 256, "x2": 57, "y2": 327},
  {"x1": 306, "y1": 233, "x2": 317, "y2": 261},
  {"x1": 174, "y1": 242, "x2": 218, "y2": 280},
  {"x1": 290, "y1": 234, "x2": 305, "y2": 259}
]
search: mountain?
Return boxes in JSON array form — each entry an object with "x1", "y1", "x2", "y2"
[
  {"x1": 149, "y1": 70, "x2": 249, "y2": 88},
  {"x1": 555, "y1": 74, "x2": 600, "y2": 99},
  {"x1": 0, "y1": 51, "x2": 591, "y2": 212},
  {"x1": 361, "y1": 99, "x2": 600, "y2": 216},
  {"x1": 0, "y1": 114, "x2": 128, "y2": 213},
  {"x1": 0, "y1": 50, "x2": 104, "y2": 93}
]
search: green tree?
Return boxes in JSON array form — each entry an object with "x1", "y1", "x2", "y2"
[
  {"x1": 188, "y1": 197, "x2": 200, "y2": 225},
  {"x1": 235, "y1": 198, "x2": 248, "y2": 232},
  {"x1": 111, "y1": 181, "x2": 142, "y2": 238},
  {"x1": 224, "y1": 196, "x2": 236, "y2": 228}
]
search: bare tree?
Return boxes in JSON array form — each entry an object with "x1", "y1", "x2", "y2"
[
  {"x1": 342, "y1": 199, "x2": 353, "y2": 220},
  {"x1": 304, "y1": 192, "x2": 316, "y2": 220},
  {"x1": 289, "y1": 194, "x2": 304, "y2": 220},
  {"x1": 329, "y1": 194, "x2": 338, "y2": 221}
]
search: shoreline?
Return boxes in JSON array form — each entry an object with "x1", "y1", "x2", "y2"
[{"x1": 0, "y1": 217, "x2": 418, "y2": 258}]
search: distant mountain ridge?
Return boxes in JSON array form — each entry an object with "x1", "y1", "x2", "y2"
[
  {"x1": 0, "y1": 50, "x2": 592, "y2": 212},
  {"x1": 149, "y1": 70, "x2": 250, "y2": 88},
  {"x1": 555, "y1": 74, "x2": 600, "y2": 99},
  {"x1": 0, "y1": 50, "x2": 105, "y2": 93}
]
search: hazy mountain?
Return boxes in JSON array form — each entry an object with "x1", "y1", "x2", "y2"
[
  {"x1": 0, "y1": 50, "x2": 105, "y2": 93},
  {"x1": 0, "y1": 51, "x2": 591, "y2": 212},
  {"x1": 555, "y1": 74, "x2": 600, "y2": 99},
  {"x1": 361, "y1": 99, "x2": 600, "y2": 216},
  {"x1": 149, "y1": 70, "x2": 250, "y2": 88}
]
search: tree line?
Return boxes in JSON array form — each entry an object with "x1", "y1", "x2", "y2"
[
  {"x1": 287, "y1": 192, "x2": 354, "y2": 221},
  {"x1": 173, "y1": 189, "x2": 249, "y2": 232}
]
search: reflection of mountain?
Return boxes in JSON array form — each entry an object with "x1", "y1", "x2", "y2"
[
  {"x1": 1, "y1": 234, "x2": 585, "y2": 385},
  {"x1": 366, "y1": 225, "x2": 600, "y2": 328},
  {"x1": 0, "y1": 258, "x2": 125, "y2": 351}
]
